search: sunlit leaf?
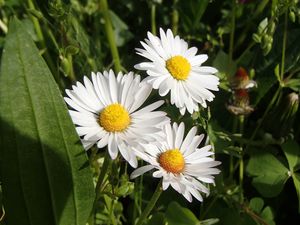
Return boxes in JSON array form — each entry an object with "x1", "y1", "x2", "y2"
[
  {"x1": 0, "y1": 19, "x2": 95, "y2": 225},
  {"x1": 166, "y1": 201, "x2": 199, "y2": 225},
  {"x1": 292, "y1": 173, "x2": 300, "y2": 213},
  {"x1": 282, "y1": 140, "x2": 300, "y2": 171},
  {"x1": 246, "y1": 153, "x2": 289, "y2": 197}
]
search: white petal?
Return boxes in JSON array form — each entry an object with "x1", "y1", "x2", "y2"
[
  {"x1": 175, "y1": 122, "x2": 185, "y2": 148},
  {"x1": 97, "y1": 133, "x2": 109, "y2": 148},
  {"x1": 130, "y1": 165, "x2": 155, "y2": 179},
  {"x1": 181, "y1": 126, "x2": 197, "y2": 153},
  {"x1": 108, "y1": 134, "x2": 118, "y2": 159}
]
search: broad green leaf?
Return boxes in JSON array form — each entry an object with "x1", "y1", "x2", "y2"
[
  {"x1": 292, "y1": 173, "x2": 300, "y2": 213},
  {"x1": 260, "y1": 206, "x2": 275, "y2": 225},
  {"x1": 213, "y1": 50, "x2": 237, "y2": 78},
  {"x1": 248, "y1": 197, "x2": 275, "y2": 225},
  {"x1": 246, "y1": 153, "x2": 289, "y2": 197},
  {"x1": 166, "y1": 201, "x2": 199, "y2": 225},
  {"x1": 282, "y1": 140, "x2": 300, "y2": 171},
  {"x1": 0, "y1": 19, "x2": 95, "y2": 225},
  {"x1": 249, "y1": 197, "x2": 264, "y2": 214}
]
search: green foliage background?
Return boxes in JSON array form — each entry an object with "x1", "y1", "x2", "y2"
[{"x1": 0, "y1": 0, "x2": 300, "y2": 225}]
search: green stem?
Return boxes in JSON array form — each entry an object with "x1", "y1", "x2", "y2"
[
  {"x1": 135, "y1": 180, "x2": 163, "y2": 225},
  {"x1": 236, "y1": 41, "x2": 256, "y2": 65},
  {"x1": 228, "y1": 0, "x2": 236, "y2": 73},
  {"x1": 199, "y1": 196, "x2": 218, "y2": 220},
  {"x1": 250, "y1": 87, "x2": 281, "y2": 141},
  {"x1": 280, "y1": 10, "x2": 288, "y2": 81},
  {"x1": 229, "y1": 117, "x2": 239, "y2": 179},
  {"x1": 235, "y1": 0, "x2": 269, "y2": 49},
  {"x1": 238, "y1": 115, "x2": 245, "y2": 203},
  {"x1": 27, "y1": 0, "x2": 59, "y2": 83},
  {"x1": 239, "y1": 158, "x2": 244, "y2": 202},
  {"x1": 100, "y1": 0, "x2": 122, "y2": 72},
  {"x1": 151, "y1": 4, "x2": 156, "y2": 35},
  {"x1": 67, "y1": 54, "x2": 76, "y2": 81},
  {"x1": 89, "y1": 152, "x2": 111, "y2": 224},
  {"x1": 0, "y1": 19, "x2": 8, "y2": 33},
  {"x1": 172, "y1": 0, "x2": 179, "y2": 35}
]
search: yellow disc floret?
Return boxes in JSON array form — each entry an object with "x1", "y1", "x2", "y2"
[
  {"x1": 99, "y1": 104, "x2": 131, "y2": 132},
  {"x1": 158, "y1": 149, "x2": 185, "y2": 173},
  {"x1": 166, "y1": 55, "x2": 191, "y2": 81}
]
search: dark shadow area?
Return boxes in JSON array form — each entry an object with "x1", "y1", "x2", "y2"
[{"x1": 0, "y1": 118, "x2": 90, "y2": 225}]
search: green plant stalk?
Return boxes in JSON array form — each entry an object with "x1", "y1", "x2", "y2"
[
  {"x1": 243, "y1": 87, "x2": 281, "y2": 156},
  {"x1": 27, "y1": 0, "x2": 57, "y2": 80},
  {"x1": 67, "y1": 54, "x2": 76, "y2": 82},
  {"x1": 172, "y1": 0, "x2": 179, "y2": 35},
  {"x1": 280, "y1": 10, "x2": 288, "y2": 81},
  {"x1": 239, "y1": 115, "x2": 245, "y2": 203},
  {"x1": 135, "y1": 180, "x2": 163, "y2": 225},
  {"x1": 151, "y1": 4, "x2": 157, "y2": 35},
  {"x1": 0, "y1": 19, "x2": 7, "y2": 33},
  {"x1": 100, "y1": 0, "x2": 122, "y2": 72},
  {"x1": 108, "y1": 198, "x2": 117, "y2": 225},
  {"x1": 199, "y1": 195, "x2": 218, "y2": 220},
  {"x1": 229, "y1": 117, "x2": 239, "y2": 179},
  {"x1": 88, "y1": 152, "x2": 111, "y2": 224},
  {"x1": 228, "y1": 0, "x2": 236, "y2": 73},
  {"x1": 235, "y1": 0, "x2": 269, "y2": 49}
]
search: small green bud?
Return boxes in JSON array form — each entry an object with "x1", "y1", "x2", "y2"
[
  {"x1": 65, "y1": 45, "x2": 80, "y2": 55},
  {"x1": 60, "y1": 56, "x2": 70, "y2": 77},
  {"x1": 252, "y1": 33, "x2": 261, "y2": 43},
  {"x1": 289, "y1": 11, "x2": 296, "y2": 23},
  {"x1": 258, "y1": 18, "x2": 268, "y2": 34},
  {"x1": 268, "y1": 21, "x2": 276, "y2": 34},
  {"x1": 263, "y1": 43, "x2": 272, "y2": 56},
  {"x1": 249, "y1": 68, "x2": 255, "y2": 79},
  {"x1": 261, "y1": 34, "x2": 268, "y2": 49},
  {"x1": 27, "y1": 9, "x2": 44, "y2": 20}
]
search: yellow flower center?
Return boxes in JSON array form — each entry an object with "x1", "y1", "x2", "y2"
[
  {"x1": 166, "y1": 55, "x2": 191, "y2": 81},
  {"x1": 158, "y1": 149, "x2": 185, "y2": 174},
  {"x1": 99, "y1": 104, "x2": 131, "y2": 132}
]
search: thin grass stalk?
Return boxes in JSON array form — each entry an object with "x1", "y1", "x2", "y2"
[{"x1": 100, "y1": 0, "x2": 122, "y2": 72}]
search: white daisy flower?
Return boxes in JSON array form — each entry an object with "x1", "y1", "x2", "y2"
[
  {"x1": 135, "y1": 28, "x2": 220, "y2": 115},
  {"x1": 130, "y1": 122, "x2": 221, "y2": 202},
  {"x1": 64, "y1": 70, "x2": 169, "y2": 168}
]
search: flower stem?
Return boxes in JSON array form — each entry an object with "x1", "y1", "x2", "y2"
[
  {"x1": 135, "y1": 180, "x2": 163, "y2": 225},
  {"x1": 27, "y1": 0, "x2": 58, "y2": 81},
  {"x1": 280, "y1": 10, "x2": 288, "y2": 81},
  {"x1": 250, "y1": 87, "x2": 281, "y2": 141},
  {"x1": 100, "y1": 0, "x2": 122, "y2": 72},
  {"x1": 88, "y1": 152, "x2": 110, "y2": 224},
  {"x1": 238, "y1": 115, "x2": 245, "y2": 203},
  {"x1": 172, "y1": 0, "x2": 179, "y2": 35},
  {"x1": 151, "y1": 4, "x2": 157, "y2": 35},
  {"x1": 228, "y1": 0, "x2": 236, "y2": 74}
]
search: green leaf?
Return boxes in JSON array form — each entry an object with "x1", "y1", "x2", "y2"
[
  {"x1": 292, "y1": 173, "x2": 300, "y2": 213},
  {"x1": 246, "y1": 153, "x2": 289, "y2": 197},
  {"x1": 282, "y1": 140, "x2": 300, "y2": 171},
  {"x1": 213, "y1": 50, "x2": 237, "y2": 78},
  {"x1": 0, "y1": 19, "x2": 95, "y2": 225},
  {"x1": 249, "y1": 197, "x2": 264, "y2": 214},
  {"x1": 166, "y1": 201, "x2": 199, "y2": 225},
  {"x1": 260, "y1": 206, "x2": 275, "y2": 225}
]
